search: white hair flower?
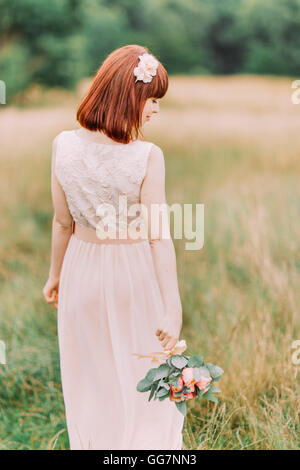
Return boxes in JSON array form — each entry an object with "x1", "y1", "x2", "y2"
[{"x1": 133, "y1": 53, "x2": 159, "y2": 83}]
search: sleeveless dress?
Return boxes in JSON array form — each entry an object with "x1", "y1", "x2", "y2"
[{"x1": 54, "y1": 130, "x2": 185, "y2": 450}]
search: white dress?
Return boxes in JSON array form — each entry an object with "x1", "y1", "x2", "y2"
[{"x1": 55, "y1": 130, "x2": 185, "y2": 450}]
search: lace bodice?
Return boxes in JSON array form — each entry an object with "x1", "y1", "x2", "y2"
[{"x1": 55, "y1": 130, "x2": 154, "y2": 231}]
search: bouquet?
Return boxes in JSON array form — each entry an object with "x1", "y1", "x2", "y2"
[{"x1": 133, "y1": 340, "x2": 224, "y2": 417}]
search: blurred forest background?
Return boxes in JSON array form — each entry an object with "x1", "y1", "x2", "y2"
[
  {"x1": 0, "y1": 0, "x2": 300, "y2": 451},
  {"x1": 1, "y1": 0, "x2": 300, "y2": 101}
]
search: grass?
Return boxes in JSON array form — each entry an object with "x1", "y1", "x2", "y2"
[{"x1": 0, "y1": 75, "x2": 299, "y2": 449}]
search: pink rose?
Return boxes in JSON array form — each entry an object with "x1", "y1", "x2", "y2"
[
  {"x1": 170, "y1": 376, "x2": 184, "y2": 393},
  {"x1": 183, "y1": 392, "x2": 195, "y2": 401},
  {"x1": 169, "y1": 388, "x2": 183, "y2": 403},
  {"x1": 195, "y1": 375, "x2": 212, "y2": 391},
  {"x1": 182, "y1": 368, "x2": 197, "y2": 388}
]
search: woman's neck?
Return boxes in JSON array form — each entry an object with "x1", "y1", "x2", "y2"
[{"x1": 78, "y1": 127, "x2": 134, "y2": 145}]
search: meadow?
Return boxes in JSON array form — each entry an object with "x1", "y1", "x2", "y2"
[{"x1": 0, "y1": 75, "x2": 299, "y2": 449}]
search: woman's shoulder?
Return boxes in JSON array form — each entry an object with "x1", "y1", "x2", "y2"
[
  {"x1": 53, "y1": 129, "x2": 73, "y2": 142},
  {"x1": 138, "y1": 139, "x2": 163, "y2": 155},
  {"x1": 138, "y1": 141, "x2": 165, "y2": 174},
  {"x1": 138, "y1": 139, "x2": 159, "y2": 148},
  {"x1": 142, "y1": 140, "x2": 164, "y2": 158},
  {"x1": 52, "y1": 130, "x2": 77, "y2": 161},
  {"x1": 137, "y1": 141, "x2": 164, "y2": 168}
]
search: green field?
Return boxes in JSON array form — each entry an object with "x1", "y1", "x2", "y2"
[{"x1": 0, "y1": 75, "x2": 299, "y2": 449}]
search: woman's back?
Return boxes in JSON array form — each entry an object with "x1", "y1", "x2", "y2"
[{"x1": 54, "y1": 129, "x2": 154, "y2": 231}]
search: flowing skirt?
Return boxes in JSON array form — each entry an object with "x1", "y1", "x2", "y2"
[{"x1": 57, "y1": 232, "x2": 185, "y2": 450}]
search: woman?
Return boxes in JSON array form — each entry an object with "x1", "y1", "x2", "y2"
[{"x1": 43, "y1": 44, "x2": 184, "y2": 450}]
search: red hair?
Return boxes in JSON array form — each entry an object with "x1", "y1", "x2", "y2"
[{"x1": 76, "y1": 44, "x2": 168, "y2": 144}]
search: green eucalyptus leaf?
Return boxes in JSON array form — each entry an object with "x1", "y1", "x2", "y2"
[
  {"x1": 154, "y1": 363, "x2": 170, "y2": 381},
  {"x1": 170, "y1": 369, "x2": 182, "y2": 377},
  {"x1": 202, "y1": 391, "x2": 218, "y2": 403},
  {"x1": 187, "y1": 355, "x2": 204, "y2": 367},
  {"x1": 167, "y1": 357, "x2": 174, "y2": 367},
  {"x1": 148, "y1": 382, "x2": 158, "y2": 401},
  {"x1": 168, "y1": 376, "x2": 181, "y2": 387},
  {"x1": 181, "y1": 355, "x2": 190, "y2": 363},
  {"x1": 158, "y1": 395, "x2": 169, "y2": 401},
  {"x1": 197, "y1": 366, "x2": 211, "y2": 378},
  {"x1": 158, "y1": 379, "x2": 170, "y2": 390},
  {"x1": 156, "y1": 387, "x2": 170, "y2": 398},
  {"x1": 205, "y1": 363, "x2": 224, "y2": 378},
  {"x1": 137, "y1": 378, "x2": 152, "y2": 392},
  {"x1": 146, "y1": 368, "x2": 159, "y2": 382},
  {"x1": 193, "y1": 367, "x2": 202, "y2": 382},
  {"x1": 170, "y1": 355, "x2": 188, "y2": 369},
  {"x1": 212, "y1": 376, "x2": 221, "y2": 382}
]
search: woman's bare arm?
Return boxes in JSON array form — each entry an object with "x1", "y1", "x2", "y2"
[
  {"x1": 43, "y1": 135, "x2": 74, "y2": 308},
  {"x1": 140, "y1": 144, "x2": 182, "y2": 349}
]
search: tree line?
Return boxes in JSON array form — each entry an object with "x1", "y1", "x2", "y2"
[{"x1": 1, "y1": 0, "x2": 300, "y2": 101}]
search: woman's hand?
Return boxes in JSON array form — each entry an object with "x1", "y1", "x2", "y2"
[
  {"x1": 43, "y1": 276, "x2": 59, "y2": 309},
  {"x1": 156, "y1": 314, "x2": 182, "y2": 351}
]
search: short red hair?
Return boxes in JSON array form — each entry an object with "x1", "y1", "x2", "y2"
[{"x1": 76, "y1": 44, "x2": 168, "y2": 144}]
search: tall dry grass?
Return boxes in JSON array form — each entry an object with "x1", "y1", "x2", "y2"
[{"x1": 0, "y1": 75, "x2": 299, "y2": 449}]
